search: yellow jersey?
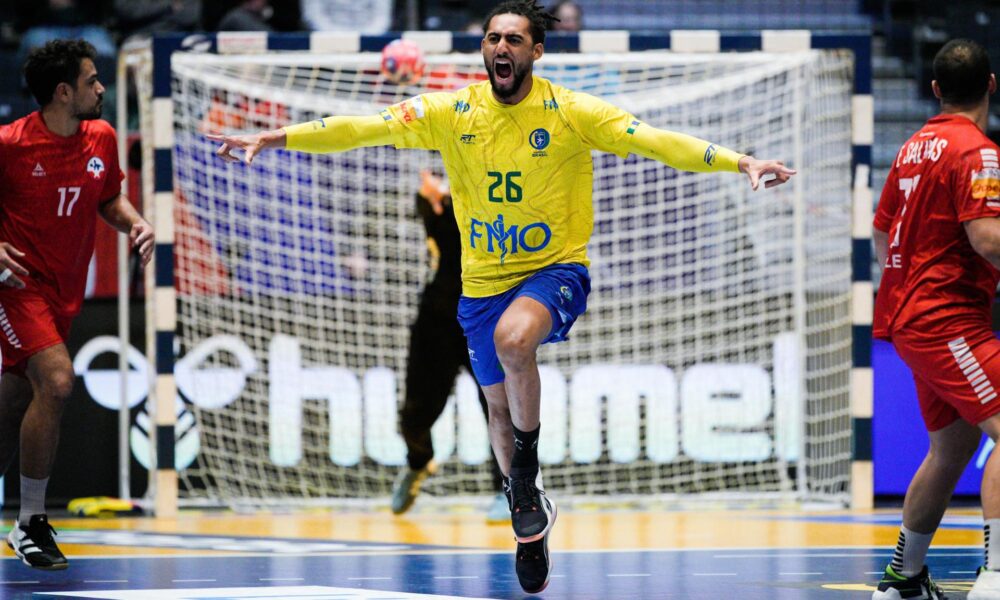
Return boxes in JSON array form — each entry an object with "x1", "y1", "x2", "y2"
[
  {"x1": 381, "y1": 76, "x2": 643, "y2": 297},
  {"x1": 285, "y1": 75, "x2": 744, "y2": 297}
]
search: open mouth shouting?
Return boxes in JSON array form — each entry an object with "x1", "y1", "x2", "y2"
[{"x1": 494, "y1": 57, "x2": 515, "y2": 85}]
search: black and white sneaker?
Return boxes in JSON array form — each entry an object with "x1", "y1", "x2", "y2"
[
  {"x1": 516, "y1": 533, "x2": 552, "y2": 594},
  {"x1": 872, "y1": 564, "x2": 945, "y2": 600},
  {"x1": 507, "y1": 473, "x2": 557, "y2": 543},
  {"x1": 6, "y1": 515, "x2": 68, "y2": 570}
]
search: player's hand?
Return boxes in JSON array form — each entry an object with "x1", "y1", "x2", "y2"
[
  {"x1": 419, "y1": 170, "x2": 450, "y2": 215},
  {"x1": 206, "y1": 131, "x2": 278, "y2": 165},
  {"x1": 131, "y1": 220, "x2": 154, "y2": 267},
  {"x1": 0, "y1": 242, "x2": 28, "y2": 289},
  {"x1": 739, "y1": 156, "x2": 797, "y2": 191}
]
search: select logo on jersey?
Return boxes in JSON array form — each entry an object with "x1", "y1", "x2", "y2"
[
  {"x1": 704, "y1": 144, "x2": 718, "y2": 166},
  {"x1": 87, "y1": 156, "x2": 105, "y2": 179},
  {"x1": 972, "y1": 167, "x2": 1000, "y2": 201},
  {"x1": 469, "y1": 214, "x2": 552, "y2": 264},
  {"x1": 31, "y1": 162, "x2": 46, "y2": 177},
  {"x1": 460, "y1": 134, "x2": 476, "y2": 144}
]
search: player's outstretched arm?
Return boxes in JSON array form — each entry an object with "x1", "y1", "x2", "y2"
[
  {"x1": 208, "y1": 114, "x2": 393, "y2": 165},
  {"x1": 626, "y1": 125, "x2": 796, "y2": 190}
]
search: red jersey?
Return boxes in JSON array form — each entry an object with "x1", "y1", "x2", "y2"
[
  {"x1": 874, "y1": 114, "x2": 1000, "y2": 339},
  {"x1": 0, "y1": 112, "x2": 123, "y2": 316}
]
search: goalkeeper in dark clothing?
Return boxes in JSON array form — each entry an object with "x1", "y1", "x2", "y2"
[{"x1": 392, "y1": 170, "x2": 508, "y2": 523}]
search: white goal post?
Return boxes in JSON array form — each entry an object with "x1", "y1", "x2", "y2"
[{"x1": 120, "y1": 30, "x2": 872, "y2": 514}]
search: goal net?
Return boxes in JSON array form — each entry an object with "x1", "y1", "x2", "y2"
[{"x1": 153, "y1": 47, "x2": 853, "y2": 507}]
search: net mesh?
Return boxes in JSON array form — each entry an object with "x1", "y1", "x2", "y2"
[{"x1": 161, "y1": 49, "x2": 854, "y2": 506}]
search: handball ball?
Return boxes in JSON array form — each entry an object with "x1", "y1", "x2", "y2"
[{"x1": 381, "y1": 39, "x2": 425, "y2": 85}]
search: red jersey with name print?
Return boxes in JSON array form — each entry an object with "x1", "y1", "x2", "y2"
[
  {"x1": 0, "y1": 112, "x2": 123, "y2": 316},
  {"x1": 874, "y1": 114, "x2": 1000, "y2": 339}
]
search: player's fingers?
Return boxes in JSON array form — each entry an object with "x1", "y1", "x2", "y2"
[
  {"x1": 748, "y1": 169, "x2": 760, "y2": 191},
  {"x1": 139, "y1": 241, "x2": 154, "y2": 266},
  {"x1": 245, "y1": 145, "x2": 259, "y2": 165},
  {"x1": 133, "y1": 233, "x2": 152, "y2": 251},
  {"x1": 2, "y1": 257, "x2": 29, "y2": 276},
  {"x1": 216, "y1": 143, "x2": 239, "y2": 162},
  {"x1": 765, "y1": 171, "x2": 792, "y2": 188},
  {"x1": 0, "y1": 265, "x2": 24, "y2": 288},
  {"x1": 430, "y1": 197, "x2": 444, "y2": 215}
]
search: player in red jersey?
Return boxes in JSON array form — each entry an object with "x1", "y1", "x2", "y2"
[
  {"x1": 872, "y1": 39, "x2": 1000, "y2": 600},
  {"x1": 0, "y1": 40, "x2": 153, "y2": 571}
]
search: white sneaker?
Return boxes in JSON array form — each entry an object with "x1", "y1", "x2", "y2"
[{"x1": 970, "y1": 569, "x2": 1000, "y2": 600}]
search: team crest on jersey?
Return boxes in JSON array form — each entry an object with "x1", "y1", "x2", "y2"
[
  {"x1": 530, "y1": 128, "x2": 550, "y2": 157},
  {"x1": 87, "y1": 156, "x2": 105, "y2": 179}
]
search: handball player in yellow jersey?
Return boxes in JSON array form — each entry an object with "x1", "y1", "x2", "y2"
[{"x1": 209, "y1": 1, "x2": 796, "y2": 592}]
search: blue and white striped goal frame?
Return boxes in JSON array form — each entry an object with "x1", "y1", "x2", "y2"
[{"x1": 146, "y1": 29, "x2": 873, "y2": 514}]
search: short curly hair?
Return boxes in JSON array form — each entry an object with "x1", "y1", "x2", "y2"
[
  {"x1": 482, "y1": 1, "x2": 558, "y2": 46},
  {"x1": 24, "y1": 39, "x2": 98, "y2": 107}
]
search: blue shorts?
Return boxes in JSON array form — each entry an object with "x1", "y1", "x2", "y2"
[{"x1": 457, "y1": 263, "x2": 590, "y2": 386}]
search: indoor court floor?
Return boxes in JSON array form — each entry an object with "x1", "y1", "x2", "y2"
[{"x1": 0, "y1": 505, "x2": 987, "y2": 599}]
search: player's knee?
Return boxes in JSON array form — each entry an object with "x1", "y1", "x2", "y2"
[
  {"x1": 493, "y1": 328, "x2": 536, "y2": 372},
  {"x1": 40, "y1": 369, "x2": 75, "y2": 403}
]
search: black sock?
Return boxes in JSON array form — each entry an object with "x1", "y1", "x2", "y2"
[{"x1": 509, "y1": 424, "x2": 540, "y2": 479}]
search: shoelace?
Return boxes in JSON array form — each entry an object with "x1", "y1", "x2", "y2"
[
  {"x1": 27, "y1": 520, "x2": 58, "y2": 550},
  {"x1": 509, "y1": 477, "x2": 543, "y2": 513}
]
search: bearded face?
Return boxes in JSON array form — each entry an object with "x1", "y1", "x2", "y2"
[
  {"x1": 482, "y1": 14, "x2": 542, "y2": 103},
  {"x1": 71, "y1": 58, "x2": 104, "y2": 120}
]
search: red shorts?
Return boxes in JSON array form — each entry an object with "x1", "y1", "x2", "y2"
[
  {"x1": 893, "y1": 323, "x2": 1000, "y2": 431},
  {"x1": 0, "y1": 288, "x2": 73, "y2": 376}
]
